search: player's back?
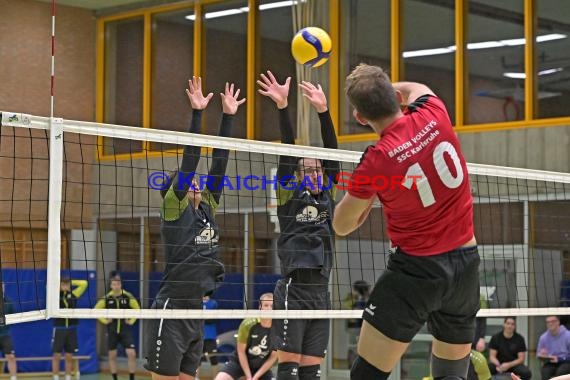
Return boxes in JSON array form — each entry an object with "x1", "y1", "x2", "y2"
[{"x1": 374, "y1": 95, "x2": 473, "y2": 255}]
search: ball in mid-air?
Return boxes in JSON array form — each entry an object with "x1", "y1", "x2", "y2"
[{"x1": 291, "y1": 27, "x2": 332, "y2": 68}]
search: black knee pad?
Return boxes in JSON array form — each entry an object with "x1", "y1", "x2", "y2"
[
  {"x1": 278, "y1": 362, "x2": 300, "y2": 380},
  {"x1": 299, "y1": 364, "x2": 321, "y2": 379},
  {"x1": 432, "y1": 353, "x2": 470, "y2": 380},
  {"x1": 350, "y1": 356, "x2": 390, "y2": 380}
]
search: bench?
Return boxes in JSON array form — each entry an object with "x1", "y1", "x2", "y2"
[{"x1": 0, "y1": 355, "x2": 91, "y2": 378}]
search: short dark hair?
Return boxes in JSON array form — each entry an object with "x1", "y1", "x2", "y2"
[
  {"x1": 504, "y1": 316, "x2": 516, "y2": 323},
  {"x1": 60, "y1": 276, "x2": 71, "y2": 285},
  {"x1": 345, "y1": 63, "x2": 400, "y2": 121}
]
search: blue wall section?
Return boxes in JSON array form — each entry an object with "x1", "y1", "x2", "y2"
[
  {"x1": 1, "y1": 269, "x2": 99, "y2": 374},
  {"x1": 1, "y1": 268, "x2": 280, "y2": 374}
]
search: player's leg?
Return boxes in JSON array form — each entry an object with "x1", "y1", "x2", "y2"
[
  {"x1": 298, "y1": 288, "x2": 331, "y2": 380},
  {"x1": 428, "y1": 247, "x2": 480, "y2": 380},
  {"x1": 6, "y1": 353, "x2": 17, "y2": 378},
  {"x1": 109, "y1": 349, "x2": 118, "y2": 379},
  {"x1": 120, "y1": 329, "x2": 137, "y2": 380},
  {"x1": 351, "y1": 251, "x2": 440, "y2": 380},
  {"x1": 272, "y1": 279, "x2": 304, "y2": 380},
  {"x1": 298, "y1": 319, "x2": 329, "y2": 379},
  {"x1": 52, "y1": 329, "x2": 64, "y2": 379},
  {"x1": 144, "y1": 317, "x2": 186, "y2": 379},
  {"x1": 213, "y1": 361, "x2": 244, "y2": 380},
  {"x1": 126, "y1": 348, "x2": 137, "y2": 378},
  {"x1": 179, "y1": 320, "x2": 204, "y2": 380},
  {"x1": 108, "y1": 329, "x2": 119, "y2": 379},
  {"x1": 64, "y1": 329, "x2": 79, "y2": 379},
  {"x1": 1, "y1": 335, "x2": 18, "y2": 379}
]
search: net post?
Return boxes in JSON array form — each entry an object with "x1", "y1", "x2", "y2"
[{"x1": 46, "y1": 117, "x2": 64, "y2": 319}]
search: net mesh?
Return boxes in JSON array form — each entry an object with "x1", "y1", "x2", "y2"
[{"x1": 1, "y1": 111, "x2": 570, "y2": 323}]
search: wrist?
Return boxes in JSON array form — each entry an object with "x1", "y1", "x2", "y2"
[
  {"x1": 316, "y1": 106, "x2": 328, "y2": 113},
  {"x1": 277, "y1": 100, "x2": 288, "y2": 109}
]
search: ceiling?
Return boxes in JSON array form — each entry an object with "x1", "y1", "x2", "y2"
[{"x1": 37, "y1": 0, "x2": 167, "y2": 11}]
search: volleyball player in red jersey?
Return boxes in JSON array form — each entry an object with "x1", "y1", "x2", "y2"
[{"x1": 333, "y1": 64, "x2": 479, "y2": 380}]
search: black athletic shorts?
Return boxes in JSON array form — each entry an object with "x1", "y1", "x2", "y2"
[
  {"x1": 271, "y1": 277, "x2": 330, "y2": 357},
  {"x1": 143, "y1": 298, "x2": 204, "y2": 377},
  {"x1": 108, "y1": 327, "x2": 135, "y2": 350},
  {"x1": 202, "y1": 338, "x2": 219, "y2": 365},
  {"x1": 220, "y1": 360, "x2": 273, "y2": 380},
  {"x1": 363, "y1": 246, "x2": 480, "y2": 344},
  {"x1": 0, "y1": 335, "x2": 15, "y2": 355},
  {"x1": 52, "y1": 327, "x2": 79, "y2": 353}
]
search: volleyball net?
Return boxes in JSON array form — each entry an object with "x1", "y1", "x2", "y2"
[{"x1": 1, "y1": 110, "x2": 570, "y2": 324}]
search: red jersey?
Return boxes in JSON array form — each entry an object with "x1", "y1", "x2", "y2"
[{"x1": 348, "y1": 95, "x2": 474, "y2": 256}]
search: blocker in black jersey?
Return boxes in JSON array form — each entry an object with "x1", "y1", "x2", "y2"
[
  {"x1": 143, "y1": 78, "x2": 245, "y2": 378},
  {"x1": 257, "y1": 71, "x2": 339, "y2": 376}
]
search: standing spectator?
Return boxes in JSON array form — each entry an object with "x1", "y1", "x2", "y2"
[
  {"x1": 1, "y1": 282, "x2": 17, "y2": 380},
  {"x1": 201, "y1": 295, "x2": 219, "y2": 376},
  {"x1": 52, "y1": 277, "x2": 88, "y2": 380},
  {"x1": 95, "y1": 277, "x2": 140, "y2": 380},
  {"x1": 487, "y1": 317, "x2": 531, "y2": 380},
  {"x1": 537, "y1": 316, "x2": 570, "y2": 380}
]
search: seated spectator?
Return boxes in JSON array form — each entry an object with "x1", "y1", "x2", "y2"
[
  {"x1": 537, "y1": 316, "x2": 570, "y2": 380},
  {"x1": 488, "y1": 317, "x2": 531, "y2": 380}
]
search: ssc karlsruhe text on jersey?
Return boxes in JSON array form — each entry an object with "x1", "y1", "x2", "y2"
[{"x1": 349, "y1": 95, "x2": 474, "y2": 256}]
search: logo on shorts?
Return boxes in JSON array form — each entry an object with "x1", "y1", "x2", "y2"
[{"x1": 365, "y1": 304, "x2": 376, "y2": 316}]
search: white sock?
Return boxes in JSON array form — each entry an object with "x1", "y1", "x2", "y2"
[
  {"x1": 53, "y1": 376, "x2": 60, "y2": 380},
  {"x1": 10, "y1": 376, "x2": 17, "y2": 380},
  {"x1": 65, "y1": 375, "x2": 71, "y2": 380}
]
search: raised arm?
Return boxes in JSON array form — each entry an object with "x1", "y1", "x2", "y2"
[
  {"x1": 299, "y1": 81, "x2": 339, "y2": 184},
  {"x1": 257, "y1": 71, "x2": 297, "y2": 182},
  {"x1": 206, "y1": 82, "x2": 246, "y2": 207},
  {"x1": 71, "y1": 279, "x2": 88, "y2": 298},
  {"x1": 170, "y1": 77, "x2": 214, "y2": 201}
]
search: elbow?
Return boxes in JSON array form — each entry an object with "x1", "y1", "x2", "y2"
[{"x1": 332, "y1": 218, "x2": 351, "y2": 237}]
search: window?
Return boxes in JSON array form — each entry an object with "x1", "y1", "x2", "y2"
[
  {"x1": 403, "y1": 0, "x2": 455, "y2": 123},
  {"x1": 103, "y1": 18, "x2": 144, "y2": 155},
  {"x1": 340, "y1": 0, "x2": 390, "y2": 135},
  {"x1": 467, "y1": 1, "x2": 525, "y2": 124},
  {"x1": 202, "y1": 0, "x2": 248, "y2": 139},
  {"x1": 150, "y1": 9, "x2": 194, "y2": 151},
  {"x1": 536, "y1": 0, "x2": 570, "y2": 119}
]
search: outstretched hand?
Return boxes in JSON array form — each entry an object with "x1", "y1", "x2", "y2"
[
  {"x1": 299, "y1": 81, "x2": 328, "y2": 113},
  {"x1": 220, "y1": 82, "x2": 246, "y2": 115},
  {"x1": 186, "y1": 76, "x2": 214, "y2": 110},
  {"x1": 257, "y1": 70, "x2": 291, "y2": 109}
]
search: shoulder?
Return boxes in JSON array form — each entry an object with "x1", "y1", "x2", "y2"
[
  {"x1": 355, "y1": 144, "x2": 383, "y2": 171},
  {"x1": 122, "y1": 291, "x2": 136, "y2": 299},
  {"x1": 239, "y1": 318, "x2": 258, "y2": 330},
  {"x1": 406, "y1": 94, "x2": 446, "y2": 113}
]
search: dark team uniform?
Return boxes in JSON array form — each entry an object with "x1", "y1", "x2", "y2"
[
  {"x1": 143, "y1": 109, "x2": 232, "y2": 377},
  {"x1": 95, "y1": 290, "x2": 140, "y2": 350},
  {"x1": 52, "y1": 280, "x2": 88, "y2": 353},
  {"x1": 0, "y1": 296, "x2": 15, "y2": 355},
  {"x1": 272, "y1": 107, "x2": 339, "y2": 358},
  {"x1": 220, "y1": 318, "x2": 274, "y2": 380},
  {"x1": 488, "y1": 331, "x2": 531, "y2": 379},
  {"x1": 348, "y1": 95, "x2": 479, "y2": 344}
]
